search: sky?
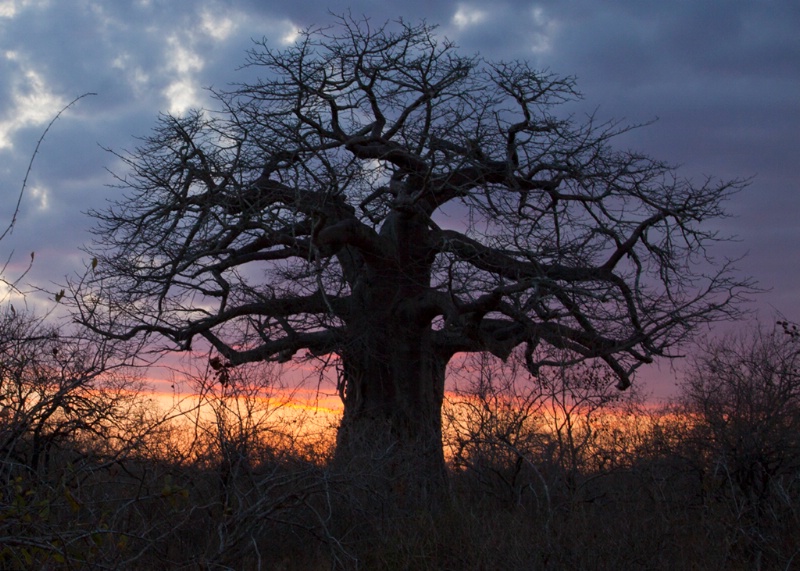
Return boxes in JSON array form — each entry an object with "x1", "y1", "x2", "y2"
[{"x1": 1, "y1": 0, "x2": 798, "y2": 399}]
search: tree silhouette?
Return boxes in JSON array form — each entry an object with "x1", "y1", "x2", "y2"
[
  {"x1": 680, "y1": 325, "x2": 800, "y2": 567},
  {"x1": 72, "y1": 16, "x2": 751, "y2": 498}
]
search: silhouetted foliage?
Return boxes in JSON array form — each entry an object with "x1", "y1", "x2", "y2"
[
  {"x1": 1, "y1": 311, "x2": 798, "y2": 568},
  {"x1": 72, "y1": 15, "x2": 752, "y2": 500},
  {"x1": 678, "y1": 325, "x2": 800, "y2": 568},
  {"x1": 0, "y1": 307, "x2": 169, "y2": 567}
]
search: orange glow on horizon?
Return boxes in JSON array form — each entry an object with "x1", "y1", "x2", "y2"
[{"x1": 107, "y1": 361, "x2": 683, "y2": 466}]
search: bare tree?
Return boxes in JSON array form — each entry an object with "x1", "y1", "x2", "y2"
[
  {"x1": 679, "y1": 324, "x2": 800, "y2": 567},
  {"x1": 445, "y1": 352, "x2": 549, "y2": 507},
  {"x1": 445, "y1": 351, "x2": 631, "y2": 510},
  {"x1": 0, "y1": 305, "x2": 174, "y2": 568},
  {"x1": 72, "y1": 16, "x2": 752, "y2": 497}
]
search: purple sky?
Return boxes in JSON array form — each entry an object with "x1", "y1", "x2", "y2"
[{"x1": 1, "y1": 1, "x2": 798, "y2": 399}]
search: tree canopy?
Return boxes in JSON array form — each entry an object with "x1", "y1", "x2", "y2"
[{"x1": 72, "y1": 16, "x2": 752, "y2": 493}]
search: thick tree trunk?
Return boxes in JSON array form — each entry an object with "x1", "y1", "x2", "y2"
[
  {"x1": 333, "y1": 210, "x2": 448, "y2": 507},
  {"x1": 334, "y1": 319, "x2": 449, "y2": 508}
]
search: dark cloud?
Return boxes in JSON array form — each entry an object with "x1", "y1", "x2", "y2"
[{"x1": 0, "y1": 0, "x2": 797, "y2": 396}]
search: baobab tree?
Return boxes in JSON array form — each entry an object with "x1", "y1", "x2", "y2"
[{"x1": 72, "y1": 16, "x2": 750, "y2": 497}]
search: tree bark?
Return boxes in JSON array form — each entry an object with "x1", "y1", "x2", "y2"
[
  {"x1": 333, "y1": 211, "x2": 449, "y2": 507},
  {"x1": 335, "y1": 323, "x2": 449, "y2": 507}
]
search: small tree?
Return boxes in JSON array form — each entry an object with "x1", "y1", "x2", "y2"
[
  {"x1": 446, "y1": 351, "x2": 627, "y2": 508},
  {"x1": 680, "y1": 325, "x2": 800, "y2": 567},
  {"x1": 445, "y1": 352, "x2": 548, "y2": 506},
  {"x1": 73, "y1": 16, "x2": 751, "y2": 497},
  {"x1": 0, "y1": 311, "x2": 146, "y2": 475}
]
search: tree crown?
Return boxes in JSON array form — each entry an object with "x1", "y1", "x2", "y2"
[{"x1": 75, "y1": 16, "x2": 753, "y2": 389}]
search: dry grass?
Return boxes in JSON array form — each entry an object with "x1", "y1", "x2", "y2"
[
  {"x1": 2, "y1": 358, "x2": 799, "y2": 569},
  {"x1": 7, "y1": 413, "x2": 794, "y2": 569}
]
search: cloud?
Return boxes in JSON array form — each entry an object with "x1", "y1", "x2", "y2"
[
  {"x1": 529, "y1": 6, "x2": 559, "y2": 54},
  {"x1": 200, "y1": 10, "x2": 236, "y2": 41},
  {"x1": 0, "y1": 51, "x2": 66, "y2": 150},
  {"x1": 162, "y1": 34, "x2": 206, "y2": 115},
  {"x1": 0, "y1": 0, "x2": 44, "y2": 19},
  {"x1": 452, "y1": 5, "x2": 487, "y2": 30},
  {"x1": 28, "y1": 185, "x2": 49, "y2": 211}
]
